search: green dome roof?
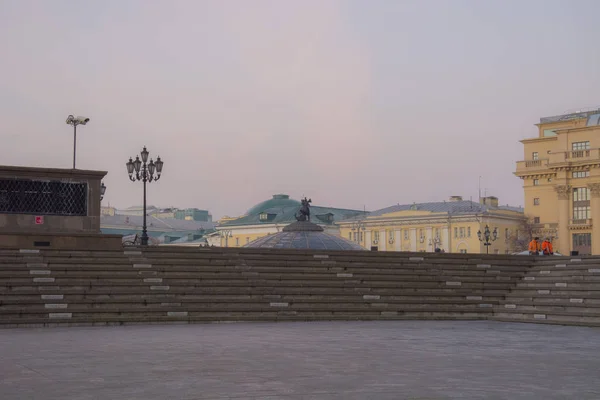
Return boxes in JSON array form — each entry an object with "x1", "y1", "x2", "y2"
[{"x1": 246, "y1": 194, "x2": 301, "y2": 215}]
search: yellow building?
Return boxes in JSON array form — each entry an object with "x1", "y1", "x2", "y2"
[
  {"x1": 515, "y1": 108, "x2": 600, "y2": 255},
  {"x1": 216, "y1": 194, "x2": 364, "y2": 247},
  {"x1": 337, "y1": 196, "x2": 525, "y2": 254}
]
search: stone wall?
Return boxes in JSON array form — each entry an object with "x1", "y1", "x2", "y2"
[
  {"x1": 0, "y1": 165, "x2": 106, "y2": 233},
  {"x1": 0, "y1": 165, "x2": 121, "y2": 249}
]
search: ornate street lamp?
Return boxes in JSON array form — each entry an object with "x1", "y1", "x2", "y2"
[
  {"x1": 65, "y1": 115, "x2": 90, "y2": 169},
  {"x1": 351, "y1": 220, "x2": 366, "y2": 244},
  {"x1": 100, "y1": 182, "x2": 107, "y2": 201},
  {"x1": 429, "y1": 236, "x2": 442, "y2": 251},
  {"x1": 477, "y1": 225, "x2": 498, "y2": 255},
  {"x1": 126, "y1": 146, "x2": 164, "y2": 246},
  {"x1": 219, "y1": 229, "x2": 233, "y2": 247}
]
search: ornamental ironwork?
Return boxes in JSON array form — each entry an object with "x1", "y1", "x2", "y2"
[{"x1": 0, "y1": 179, "x2": 87, "y2": 216}]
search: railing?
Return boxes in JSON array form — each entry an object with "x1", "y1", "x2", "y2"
[
  {"x1": 515, "y1": 159, "x2": 549, "y2": 173},
  {"x1": 569, "y1": 218, "x2": 593, "y2": 228},
  {"x1": 549, "y1": 148, "x2": 600, "y2": 164}
]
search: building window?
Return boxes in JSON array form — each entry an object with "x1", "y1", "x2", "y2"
[
  {"x1": 572, "y1": 141, "x2": 590, "y2": 151},
  {"x1": 259, "y1": 212, "x2": 268, "y2": 221},
  {"x1": 533, "y1": 179, "x2": 539, "y2": 186},
  {"x1": 235, "y1": 238, "x2": 239, "y2": 246},
  {"x1": 572, "y1": 171, "x2": 590, "y2": 179},
  {"x1": 348, "y1": 232, "x2": 352, "y2": 240},
  {"x1": 573, "y1": 233, "x2": 592, "y2": 254},
  {"x1": 505, "y1": 228, "x2": 509, "y2": 239},
  {"x1": 459, "y1": 249, "x2": 467, "y2": 254},
  {"x1": 246, "y1": 237, "x2": 250, "y2": 244},
  {"x1": 389, "y1": 230, "x2": 394, "y2": 241},
  {"x1": 404, "y1": 230, "x2": 409, "y2": 240},
  {"x1": 573, "y1": 206, "x2": 590, "y2": 221},
  {"x1": 533, "y1": 198, "x2": 540, "y2": 205},
  {"x1": 435, "y1": 228, "x2": 440, "y2": 239},
  {"x1": 532, "y1": 152, "x2": 539, "y2": 160},
  {"x1": 467, "y1": 227, "x2": 471, "y2": 237},
  {"x1": 533, "y1": 217, "x2": 540, "y2": 224},
  {"x1": 374, "y1": 231, "x2": 379, "y2": 242},
  {"x1": 459, "y1": 227, "x2": 465, "y2": 238},
  {"x1": 454, "y1": 227, "x2": 458, "y2": 238},
  {"x1": 573, "y1": 187, "x2": 591, "y2": 202}
]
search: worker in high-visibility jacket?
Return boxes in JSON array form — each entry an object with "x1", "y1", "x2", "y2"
[
  {"x1": 528, "y1": 237, "x2": 541, "y2": 255},
  {"x1": 541, "y1": 238, "x2": 554, "y2": 255}
]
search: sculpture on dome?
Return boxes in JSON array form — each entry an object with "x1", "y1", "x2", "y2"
[{"x1": 295, "y1": 197, "x2": 312, "y2": 221}]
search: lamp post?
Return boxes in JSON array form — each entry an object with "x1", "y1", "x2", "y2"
[
  {"x1": 477, "y1": 224, "x2": 498, "y2": 254},
  {"x1": 219, "y1": 229, "x2": 233, "y2": 247},
  {"x1": 429, "y1": 236, "x2": 442, "y2": 251},
  {"x1": 100, "y1": 182, "x2": 107, "y2": 201},
  {"x1": 351, "y1": 220, "x2": 366, "y2": 245},
  {"x1": 126, "y1": 146, "x2": 164, "y2": 246},
  {"x1": 65, "y1": 115, "x2": 90, "y2": 169}
]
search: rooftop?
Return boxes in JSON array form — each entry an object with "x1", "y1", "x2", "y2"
[
  {"x1": 540, "y1": 107, "x2": 600, "y2": 124},
  {"x1": 219, "y1": 194, "x2": 365, "y2": 227},
  {"x1": 358, "y1": 197, "x2": 523, "y2": 220},
  {"x1": 244, "y1": 220, "x2": 365, "y2": 251},
  {"x1": 101, "y1": 214, "x2": 215, "y2": 231}
]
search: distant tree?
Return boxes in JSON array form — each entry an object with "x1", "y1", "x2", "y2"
[{"x1": 506, "y1": 216, "x2": 537, "y2": 253}]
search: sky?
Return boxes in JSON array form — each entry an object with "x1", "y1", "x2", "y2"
[{"x1": 1, "y1": 0, "x2": 599, "y2": 219}]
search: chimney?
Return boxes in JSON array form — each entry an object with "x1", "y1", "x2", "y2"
[
  {"x1": 449, "y1": 196, "x2": 463, "y2": 202},
  {"x1": 480, "y1": 196, "x2": 499, "y2": 207}
]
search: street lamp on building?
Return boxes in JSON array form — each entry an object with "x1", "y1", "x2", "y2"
[
  {"x1": 219, "y1": 229, "x2": 233, "y2": 247},
  {"x1": 65, "y1": 115, "x2": 90, "y2": 169},
  {"x1": 477, "y1": 225, "x2": 498, "y2": 254},
  {"x1": 351, "y1": 220, "x2": 366, "y2": 244},
  {"x1": 429, "y1": 236, "x2": 442, "y2": 251},
  {"x1": 100, "y1": 182, "x2": 106, "y2": 201},
  {"x1": 126, "y1": 146, "x2": 164, "y2": 246}
]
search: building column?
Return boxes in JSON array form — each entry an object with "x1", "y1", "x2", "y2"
[
  {"x1": 555, "y1": 185, "x2": 571, "y2": 255},
  {"x1": 410, "y1": 228, "x2": 417, "y2": 252},
  {"x1": 589, "y1": 183, "x2": 600, "y2": 255},
  {"x1": 442, "y1": 227, "x2": 449, "y2": 252},
  {"x1": 426, "y1": 227, "x2": 433, "y2": 252}
]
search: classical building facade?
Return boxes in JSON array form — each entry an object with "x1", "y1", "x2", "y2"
[
  {"x1": 515, "y1": 108, "x2": 600, "y2": 255},
  {"x1": 337, "y1": 196, "x2": 525, "y2": 254},
  {"x1": 216, "y1": 194, "x2": 365, "y2": 247}
]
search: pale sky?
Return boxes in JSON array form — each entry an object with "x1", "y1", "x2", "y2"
[{"x1": 1, "y1": 0, "x2": 599, "y2": 219}]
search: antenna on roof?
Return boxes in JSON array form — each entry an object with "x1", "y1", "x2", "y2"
[{"x1": 478, "y1": 176, "x2": 482, "y2": 200}]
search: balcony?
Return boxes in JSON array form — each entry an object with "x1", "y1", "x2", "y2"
[
  {"x1": 515, "y1": 158, "x2": 549, "y2": 175},
  {"x1": 569, "y1": 218, "x2": 593, "y2": 230},
  {"x1": 548, "y1": 148, "x2": 600, "y2": 165}
]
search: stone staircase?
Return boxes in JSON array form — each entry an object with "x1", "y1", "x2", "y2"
[
  {"x1": 0, "y1": 247, "x2": 533, "y2": 328},
  {"x1": 494, "y1": 257, "x2": 600, "y2": 327}
]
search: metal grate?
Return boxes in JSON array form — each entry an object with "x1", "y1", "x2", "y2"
[{"x1": 0, "y1": 179, "x2": 87, "y2": 216}]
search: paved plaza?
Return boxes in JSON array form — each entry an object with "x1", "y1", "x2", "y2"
[{"x1": 0, "y1": 321, "x2": 599, "y2": 400}]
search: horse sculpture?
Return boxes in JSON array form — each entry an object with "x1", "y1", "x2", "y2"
[{"x1": 295, "y1": 197, "x2": 312, "y2": 222}]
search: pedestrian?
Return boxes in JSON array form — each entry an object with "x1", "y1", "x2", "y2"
[
  {"x1": 528, "y1": 236, "x2": 541, "y2": 255},
  {"x1": 541, "y1": 238, "x2": 554, "y2": 255}
]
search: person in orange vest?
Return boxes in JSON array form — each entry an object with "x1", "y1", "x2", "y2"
[
  {"x1": 541, "y1": 238, "x2": 554, "y2": 255},
  {"x1": 528, "y1": 237, "x2": 541, "y2": 255}
]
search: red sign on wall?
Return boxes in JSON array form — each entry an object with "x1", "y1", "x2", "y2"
[{"x1": 35, "y1": 216, "x2": 44, "y2": 225}]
